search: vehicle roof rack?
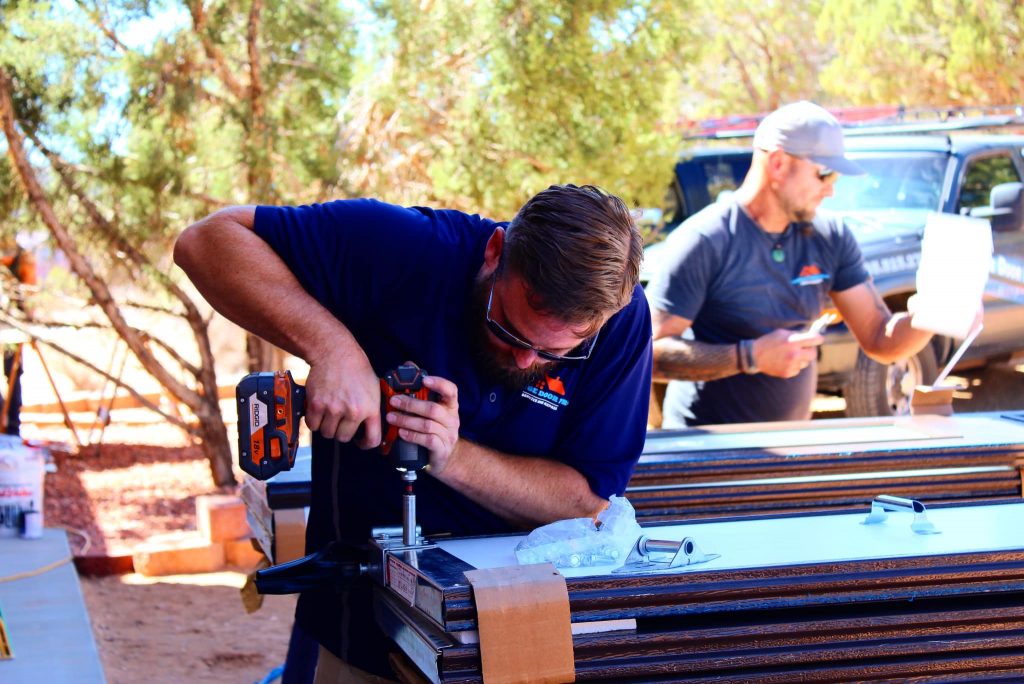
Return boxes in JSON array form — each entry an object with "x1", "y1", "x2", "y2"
[{"x1": 682, "y1": 104, "x2": 1024, "y2": 140}]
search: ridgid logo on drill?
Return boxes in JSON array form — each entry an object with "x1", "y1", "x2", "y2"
[
  {"x1": 248, "y1": 393, "x2": 269, "y2": 432},
  {"x1": 521, "y1": 374, "x2": 569, "y2": 411}
]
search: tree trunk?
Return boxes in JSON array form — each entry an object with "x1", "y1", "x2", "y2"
[
  {"x1": 196, "y1": 401, "x2": 236, "y2": 487},
  {"x1": 246, "y1": 334, "x2": 286, "y2": 373},
  {"x1": 1, "y1": 67, "x2": 236, "y2": 488}
]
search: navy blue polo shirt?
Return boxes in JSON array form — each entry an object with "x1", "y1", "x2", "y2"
[
  {"x1": 253, "y1": 199, "x2": 652, "y2": 667},
  {"x1": 647, "y1": 200, "x2": 869, "y2": 425}
]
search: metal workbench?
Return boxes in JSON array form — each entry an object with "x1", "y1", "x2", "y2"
[{"x1": 377, "y1": 499, "x2": 1024, "y2": 682}]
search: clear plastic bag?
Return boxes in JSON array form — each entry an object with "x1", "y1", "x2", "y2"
[{"x1": 514, "y1": 495, "x2": 641, "y2": 569}]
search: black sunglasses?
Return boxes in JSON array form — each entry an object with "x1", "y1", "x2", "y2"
[
  {"x1": 485, "y1": 277, "x2": 599, "y2": 362},
  {"x1": 768, "y1": 149, "x2": 835, "y2": 182}
]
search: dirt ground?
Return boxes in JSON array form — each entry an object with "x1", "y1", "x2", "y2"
[
  {"x1": 33, "y1": 428, "x2": 297, "y2": 684},
  {"x1": 81, "y1": 573, "x2": 296, "y2": 684}
]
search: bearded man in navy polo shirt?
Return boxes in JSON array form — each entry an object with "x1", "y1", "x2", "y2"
[{"x1": 174, "y1": 184, "x2": 653, "y2": 681}]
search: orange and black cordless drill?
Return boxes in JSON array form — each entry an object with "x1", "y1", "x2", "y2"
[
  {"x1": 245, "y1": 365, "x2": 440, "y2": 594},
  {"x1": 236, "y1": 363, "x2": 437, "y2": 480}
]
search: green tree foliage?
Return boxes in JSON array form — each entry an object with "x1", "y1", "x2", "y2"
[
  {"x1": 679, "y1": 0, "x2": 828, "y2": 117},
  {"x1": 1, "y1": 1, "x2": 357, "y2": 485},
  {"x1": 818, "y1": 0, "x2": 1024, "y2": 105},
  {"x1": 344, "y1": 0, "x2": 695, "y2": 216}
]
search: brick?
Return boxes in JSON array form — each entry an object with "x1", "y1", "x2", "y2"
[
  {"x1": 225, "y1": 538, "x2": 265, "y2": 570},
  {"x1": 132, "y1": 531, "x2": 225, "y2": 576},
  {"x1": 196, "y1": 494, "x2": 251, "y2": 542}
]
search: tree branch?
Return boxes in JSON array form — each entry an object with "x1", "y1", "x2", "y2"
[
  {"x1": 74, "y1": 0, "x2": 130, "y2": 53},
  {"x1": 121, "y1": 299, "x2": 182, "y2": 316},
  {"x1": 188, "y1": 1, "x2": 247, "y2": 99},
  {"x1": 0, "y1": 68, "x2": 203, "y2": 412},
  {"x1": 46, "y1": 159, "x2": 232, "y2": 208},
  {"x1": 725, "y1": 40, "x2": 763, "y2": 111},
  {"x1": 20, "y1": 128, "x2": 221, "y2": 394},
  {"x1": 0, "y1": 312, "x2": 198, "y2": 435},
  {"x1": 133, "y1": 327, "x2": 201, "y2": 378},
  {"x1": 246, "y1": 0, "x2": 268, "y2": 198}
]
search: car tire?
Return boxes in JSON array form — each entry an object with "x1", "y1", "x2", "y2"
[{"x1": 843, "y1": 342, "x2": 940, "y2": 417}]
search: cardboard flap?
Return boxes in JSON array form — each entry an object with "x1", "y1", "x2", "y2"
[{"x1": 465, "y1": 563, "x2": 574, "y2": 684}]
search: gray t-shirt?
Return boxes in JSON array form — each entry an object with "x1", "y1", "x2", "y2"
[{"x1": 647, "y1": 200, "x2": 869, "y2": 425}]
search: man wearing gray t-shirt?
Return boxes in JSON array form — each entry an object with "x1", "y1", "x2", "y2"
[{"x1": 647, "y1": 101, "x2": 936, "y2": 426}]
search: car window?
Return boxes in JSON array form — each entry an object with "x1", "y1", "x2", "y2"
[
  {"x1": 704, "y1": 158, "x2": 742, "y2": 204},
  {"x1": 671, "y1": 154, "x2": 749, "y2": 229},
  {"x1": 823, "y1": 152, "x2": 947, "y2": 212},
  {"x1": 958, "y1": 155, "x2": 1021, "y2": 212}
]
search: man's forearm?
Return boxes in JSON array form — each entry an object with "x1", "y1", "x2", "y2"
[
  {"x1": 432, "y1": 439, "x2": 608, "y2": 529},
  {"x1": 652, "y1": 336, "x2": 741, "y2": 382},
  {"x1": 864, "y1": 312, "x2": 933, "y2": 364},
  {"x1": 174, "y1": 208, "x2": 352, "y2": 363}
]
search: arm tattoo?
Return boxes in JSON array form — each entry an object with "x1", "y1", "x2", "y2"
[{"x1": 653, "y1": 337, "x2": 741, "y2": 382}]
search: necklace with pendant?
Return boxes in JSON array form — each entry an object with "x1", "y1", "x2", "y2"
[{"x1": 771, "y1": 242, "x2": 785, "y2": 262}]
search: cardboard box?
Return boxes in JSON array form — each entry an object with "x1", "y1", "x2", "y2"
[{"x1": 273, "y1": 508, "x2": 308, "y2": 565}]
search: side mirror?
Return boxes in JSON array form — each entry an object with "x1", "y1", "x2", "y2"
[{"x1": 969, "y1": 182, "x2": 1024, "y2": 232}]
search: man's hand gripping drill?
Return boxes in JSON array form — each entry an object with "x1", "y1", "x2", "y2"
[
  {"x1": 236, "y1": 363, "x2": 439, "y2": 483},
  {"x1": 237, "y1": 364, "x2": 443, "y2": 595}
]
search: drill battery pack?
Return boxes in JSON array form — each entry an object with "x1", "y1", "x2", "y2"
[{"x1": 236, "y1": 370, "x2": 306, "y2": 480}]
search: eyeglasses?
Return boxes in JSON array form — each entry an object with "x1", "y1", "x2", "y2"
[{"x1": 485, "y1": 277, "x2": 600, "y2": 362}]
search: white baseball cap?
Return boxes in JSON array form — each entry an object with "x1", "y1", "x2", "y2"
[{"x1": 753, "y1": 101, "x2": 865, "y2": 176}]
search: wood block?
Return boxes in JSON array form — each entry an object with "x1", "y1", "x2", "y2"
[
  {"x1": 196, "y1": 494, "x2": 251, "y2": 542},
  {"x1": 910, "y1": 385, "x2": 957, "y2": 417},
  {"x1": 132, "y1": 531, "x2": 225, "y2": 576},
  {"x1": 225, "y1": 538, "x2": 265, "y2": 570}
]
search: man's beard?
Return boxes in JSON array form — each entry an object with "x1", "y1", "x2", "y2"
[
  {"x1": 781, "y1": 192, "x2": 817, "y2": 224},
  {"x1": 466, "y1": 277, "x2": 556, "y2": 391},
  {"x1": 791, "y1": 205, "x2": 817, "y2": 223}
]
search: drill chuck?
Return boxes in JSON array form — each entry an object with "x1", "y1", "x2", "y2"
[{"x1": 392, "y1": 437, "x2": 430, "y2": 472}]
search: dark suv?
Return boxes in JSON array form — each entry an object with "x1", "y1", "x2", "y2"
[{"x1": 643, "y1": 131, "x2": 1024, "y2": 416}]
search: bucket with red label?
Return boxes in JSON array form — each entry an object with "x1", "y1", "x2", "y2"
[{"x1": 0, "y1": 435, "x2": 46, "y2": 537}]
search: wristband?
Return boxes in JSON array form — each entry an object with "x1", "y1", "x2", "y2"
[
  {"x1": 735, "y1": 342, "x2": 744, "y2": 373},
  {"x1": 740, "y1": 339, "x2": 758, "y2": 374}
]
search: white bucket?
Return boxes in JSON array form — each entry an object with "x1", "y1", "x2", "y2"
[{"x1": 0, "y1": 435, "x2": 46, "y2": 537}]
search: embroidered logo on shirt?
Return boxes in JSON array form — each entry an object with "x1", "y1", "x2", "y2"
[
  {"x1": 791, "y1": 263, "x2": 831, "y2": 286},
  {"x1": 520, "y1": 374, "x2": 570, "y2": 411}
]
